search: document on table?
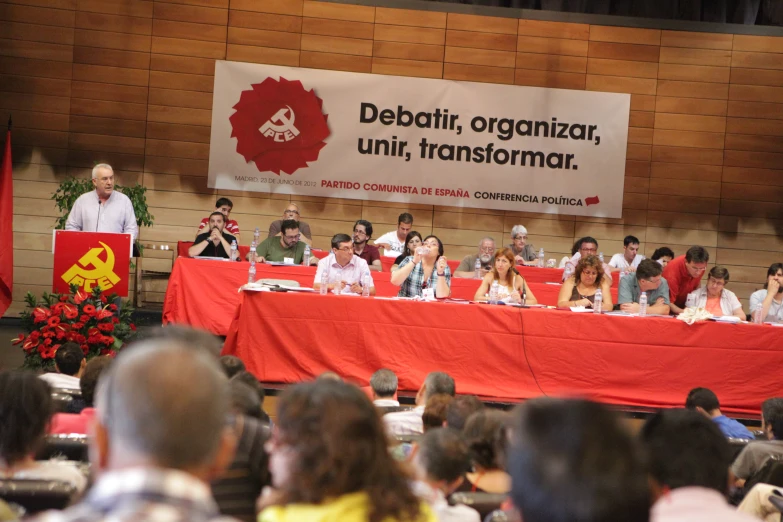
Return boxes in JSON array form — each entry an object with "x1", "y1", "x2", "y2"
[{"x1": 569, "y1": 306, "x2": 593, "y2": 313}]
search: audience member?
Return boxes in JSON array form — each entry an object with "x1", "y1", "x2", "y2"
[
  {"x1": 609, "y1": 235, "x2": 644, "y2": 272},
  {"x1": 652, "y1": 247, "x2": 675, "y2": 268},
  {"x1": 268, "y1": 203, "x2": 312, "y2": 246},
  {"x1": 507, "y1": 398, "x2": 650, "y2": 522},
  {"x1": 252, "y1": 219, "x2": 317, "y2": 265},
  {"x1": 35, "y1": 338, "x2": 236, "y2": 521},
  {"x1": 562, "y1": 236, "x2": 613, "y2": 283},
  {"x1": 422, "y1": 394, "x2": 454, "y2": 432},
  {"x1": 370, "y1": 368, "x2": 399, "y2": 407},
  {"x1": 685, "y1": 387, "x2": 754, "y2": 439},
  {"x1": 231, "y1": 371, "x2": 266, "y2": 406},
  {"x1": 732, "y1": 398, "x2": 783, "y2": 487},
  {"x1": 474, "y1": 248, "x2": 537, "y2": 304},
  {"x1": 316, "y1": 371, "x2": 343, "y2": 382},
  {"x1": 219, "y1": 355, "x2": 246, "y2": 379},
  {"x1": 392, "y1": 231, "x2": 423, "y2": 271},
  {"x1": 197, "y1": 197, "x2": 239, "y2": 240},
  {"x1": 39, "y1": 342, "x2": 85, "y2": 391},
  {"x1": 385, "y1": 372, "x2": 456, "y2": 437},
  {"x1": 314, "y1": 233, "x2": 375, "y2": 295},
  {"x1": 737, "y1": 483, "x2": 783, "y2": 522},
  {"x1": 353, "y1": 219, "x2": 382, "y2": 272},
  {"x1": 687, "y1": 266, "x2": 746, "y2": 320},
  {"x1": 375, "y1": 212, "x2": 414, "y2": 258},
  {"x1": 557, "y1": 254, "x2": 613, "y2": 309},
  {"x1": 50, "y1": 355, "x2": 113, "y2": 435},
  {"x1": 617, "y1": 258, "x2": 670, "y2": 314},
  {"x1": 138, "y1": 324, "x2": 224, "y2": 359},
  {"x1": 188, "y1": 211, "x2": 235, "y2": 259},
  {"x1": 227, "y1": 378, "x2": 264, "y2": 421},
  {"x1": 640, "y1": 408, "x2": 755, "y2": 522},
  {"x1": 391, "y1": 235, "x2": 451, "y2": 298},
  {"x1": 65, "y1": 163, "x2": 138, "y2": 242},
  {"x1": 663, "y1": 245, "x2": 710, "y2": 314},
  {"x1": 445, "y1": 396, "x2": 485, "y2": 431},
  {"x1": 0, "y1": 371, "x2": 87, "y2": 492},
  {"x1": 411, "y1": 428, "x2": 480, "y2": 522},
  {"x1": 458, "y1": 410, "x2": 510, "y2": 494},
  {"x1": 508, "y1": 225, "x2": 537, "y2": 265},
  {"x1": 454, "y1": 237, "x2": 496, "y2": 278},
  {"x1": 258, "y1": 379, "x2": 435, "y2": 522},
  {"x1": 749, "y1": 263, "x2": 783, "y2": 323}
]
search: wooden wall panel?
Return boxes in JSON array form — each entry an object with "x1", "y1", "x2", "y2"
[{"x1": 3, "y1": 0, "x2": 783, "y2": 312}]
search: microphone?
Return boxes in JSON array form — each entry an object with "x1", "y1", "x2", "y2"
[{"x1": 522, "y1": 278, "x2": 527, "y2": 303}]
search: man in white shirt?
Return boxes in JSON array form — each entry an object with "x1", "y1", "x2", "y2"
[
  {"x1": 314, "y1": 233, "x2": 375, "y2": 295},
  {"x1": 412, "y1": 428, "x2": 481, "y2": 522},
  {"x1": 374, "y1": 212, "x2": 413, "y2": 258},
  {"x1": 641, "y1": 408, "x2": 758, "y2": 522},
  {"x1": 749, "y1": 263, "x2": 783, "y2": 323},
  {"x1": 384, "y1": 372, "x2": 455, "y2": 437},
  {"x1": 39, "y1": 342, "x2": 85, "y2": 390},
  {"x1": 370, "y1": 368, "x2": 399, "y2": 407},
  {"x1": 609, "y1": 235, "x2": 644, "y2": 273}
]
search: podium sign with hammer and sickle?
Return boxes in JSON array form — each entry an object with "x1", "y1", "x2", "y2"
[
  {"x1": 259, "y1": 105, "x2": 300, "y2": 143},
  {"x1": 61, "y1": 241, "x2": 121, "y2": 292}
]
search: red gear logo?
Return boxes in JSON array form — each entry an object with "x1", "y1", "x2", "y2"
[{"x1": 229, "y1": 77, "x2": 330, "y2": 175}]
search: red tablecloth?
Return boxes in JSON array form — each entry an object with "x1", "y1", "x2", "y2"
[
  {"x1": 223, "y1": 291, "x2": 783, "y2": 415},
  {"x1": 162, "y1": 258, "x2": 615, "y2": 335}
]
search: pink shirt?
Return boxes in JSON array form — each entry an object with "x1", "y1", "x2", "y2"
[
  {"x1": 49, "y1": 407, "x2": 96, "y2": 435},
  {"x1": 314, "y1": 253, "x2": 374, "y2": 289},
  {"x1": 652, "y1": 487, "x2": 759, "y2": 522}
]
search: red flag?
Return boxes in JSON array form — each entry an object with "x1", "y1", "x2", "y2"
[{"x1": 0, "y1": 118, "x2": 12, "y2": 316}]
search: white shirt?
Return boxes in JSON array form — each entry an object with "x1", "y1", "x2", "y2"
[
  {"x1": 608, "y1": 253, "x2": 644, "y2": 270},
  {"x1": 651, "y1": 487, "x2": 758, "y2": 522},
  {"x1": 384, "y1": 405, "x2": 425, "y2": 437},
  {"x1": 749, "y1": 289, "x2": 783, "y2": 323},
  {"x1": 412, "y1": 481, "x2": 481, "y2": 522},
  {"x1": 39, "y1": 372, "x2": 81, "y2": 390},
  {"x1": 373, "y1": 398, "x2": 400, "y2": 407},
  {"x1": 313, "y1": 253, "x2": 374, "y2": 289},
  {"x1": 688, "y1": 287, "x2": 743, "y2": 317},
  {"x1": 65, "y1": 190, "x2": 138, "y2": 242},
  {"x1": 375, "y1": 231, "x2": 406, "y2": 258},
  {"x1": 8, "y1": 460, "x2": 88, "y2": 493}
]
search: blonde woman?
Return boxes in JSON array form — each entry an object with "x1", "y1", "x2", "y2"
[{"x1": 474, "y1": 248, "x2": 537, "y2": 304}]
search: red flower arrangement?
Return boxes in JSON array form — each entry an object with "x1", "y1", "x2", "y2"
[{"x1": 14, "y1": 285, "x2": 137, "y2": 370}]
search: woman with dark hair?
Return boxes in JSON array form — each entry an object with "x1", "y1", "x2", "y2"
[
  {"x1": 557, "y1": 254, "x2": 613, "y2": 309},
  {"x1": 259, "y1": 380, "x2": 434, "y2": 522},
  {"x1": 390, "y1": 235, "x2": 451, "y2": 299},
  {"x1": 474, "y1": 248, "x2": 537, "y2": 304},
  {"x1": 0, "y1": 371, "x2": 86, "y2": 492},
  {"x1": 686, "y1": 266, "x2": 745, "y2": 320},
  {"x1": 392, "y1": 231, "x2": 423, "y2": 271},
  {"x1": 457, "y1": 410, "x2": 510, "y2": 494}
]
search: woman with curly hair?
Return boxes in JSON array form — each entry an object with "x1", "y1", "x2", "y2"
[
  {"x1": 259, "y1": 379, "x2": 435, "y2": 522},
  {"x1": 456, "y1": 410, "x2": 510, "y2": 495},
  {"x1": 557, "y1": 254, "x2": 613, "y2": 309}
]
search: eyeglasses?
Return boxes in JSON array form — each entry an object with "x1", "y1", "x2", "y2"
[
  {"x1": 284, "y1": 210, "x2": 300, "y2": 215},
  {"x1": 336, "y1": 247, "x2": 353, "y2": 253},
  {"x1": 513, "y1": 236, "x2": 527, "y2": 240},
  {"x1": 580, "y1": 247, "x2": 598, "y2": 253},
  {"x1": 479, "y1": 247, "x2": 495, "y2": 253},
  {"x1": 284, "y1": 234, "x2": 301, "y2": 241},
  {"x1": 353, "y1": 230, "x2": 367, "y2": 236}
]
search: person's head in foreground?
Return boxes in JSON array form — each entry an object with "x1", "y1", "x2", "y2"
[
  {"x1": 0, "y1": 371, "x2": 53, "y2": 468},
  {"x1": 761, "y1": 397, "x2": 783, "y2": 440},
  {"x1": 370, "y1": 368, "x2": 398, "y2": 400},
  {"x1": 416, "y1": 371, "x2": 456, "y2": 407},
  {"x1": 263, "y1": 379, "x2": 430, "y2": 522},
  {"x1": 413, "y1": 427, "x2": 471, "y2": 494},
  {"x1": 507, "y1": 397, "x2": 650, "y2": 522},
  {"x1": 55, "y1": 342, "x2": 86, "y2": 377}
]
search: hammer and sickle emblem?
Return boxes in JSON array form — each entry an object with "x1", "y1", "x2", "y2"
[
  {"x1": 259, "y1": 106, "x2": 300, "y2": 142},
  {"x1": 61, "y1": 241, "x2": 121, "y2": 292}
]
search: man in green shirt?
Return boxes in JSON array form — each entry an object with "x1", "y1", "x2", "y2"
[{"x1": 252, "y1": 219, "x2": 317, "y2": 265}]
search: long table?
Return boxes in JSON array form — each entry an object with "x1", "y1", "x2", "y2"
[
  {"x1": 222, "y1": 291, "x2": 783, "y2": 415},
  {"x1": 162, "y1": 258, "x2": 617, "y2": 335}
]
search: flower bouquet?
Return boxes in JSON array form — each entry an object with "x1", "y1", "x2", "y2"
[{"x1": 13, "y1": 285, "x2": 137, "y2": 370}]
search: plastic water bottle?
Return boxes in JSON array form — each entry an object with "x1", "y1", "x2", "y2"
[
  {"x1": 593, "y1": 288, "x2": 603, "y2": 313},
  {"x1": 253, "y1": 227, "x2": 260, "y2": 244},
  {"x1": 249, "y1": 241, "x2": 257, "y2": 263},
  {"x1": 489, "y1": 280, "x2": 499, "y2": 305},
  {"x1": 599, "y1": 252, "x2": 604, "y2": 263},
  {"x1": 474, "y1": 258, "x2": 482, "y2": 279},
  {"x1": 639, "y1": 293, "x2": 648, "y2": 317},
  {"x1": 230, "y1": 240, "x2": 238, "y2": 261},
  {"x1": 361, "y1": 274, "x2": 371, "y2": 297},
  {"x1": 247, "y1": 260, "x2": 256, "y2": 284},
  {"x1": 563, "y1": 263, "x2": 574, "y2": 281},
  {"x1": 303, "y1": 244, "x2": 311, "y2": 266},
  {"x1": 538, "y1": 248, "x2": 545, "y2": 268},
  {"x1": 319, "y1": 271, "x2": 328, "y2": 295}
]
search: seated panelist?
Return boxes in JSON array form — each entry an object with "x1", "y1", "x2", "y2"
[
  {"x1": 686, "y1": 266, "x2": 745, "y2": 320},
  {"x1": 188, "y1": 211, "x2": 235, "y2": 259},
  {"x1": 390, "y1": 235, "x2": 451, "y2": 298},
  {"x1": 557, "y1": 255, "x2": 613, "y2": 309},
  {"x1": 617, "y1": 259, "x2": 671, "y2": 314},
  {"x1": 474, "y1": 248, "x2": 537, "y2": 304},
  {"x1": 314, "y1": 233, "x2": 375, "y2": 295},
  {"x1": 250, "y1": 219, "x2": 317, "y2": 265},
  {"x1": 197, "y1": 197, "x2": 239, "y2": 240}
]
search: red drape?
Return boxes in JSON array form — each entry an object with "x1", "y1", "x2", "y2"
[{"x1": 0, "y1": 126, "x2": 12, "y2": 316}]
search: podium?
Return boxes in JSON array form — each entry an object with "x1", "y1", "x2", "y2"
[{"x1": 52, "y1": 231, "x2": 132, "y2": 297}]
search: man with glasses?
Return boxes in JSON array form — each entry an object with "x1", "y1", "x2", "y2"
[
  {"x1": 454, "y1": 237, "x2": 496, "y2": 278},
  {"x1": 509, "y1": 225, "x2": 537, "y2": 265},
  {"x1": 352, "y1": 219, "x2": 382, "y2": 272},
  {"x1": 253, "y1": 219, "x2": 317, "y2": 265},
  {"x1": 617, "y1": 259, "x2": 670, "y2": 314},
  {"x1": 268, "y1": 203, "x2": 312, "y2": 246},
  {"x1": 314, "y1": 233, "x2": 375, "y2": 294},
  {"x1": 562, "y1": 237, "x2": 613, "y2": 283},
  {"x1": 663, "y1": 245, "x2": 709, "y2": 315}
]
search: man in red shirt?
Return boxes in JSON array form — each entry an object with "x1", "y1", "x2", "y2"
[
  {"x1": 662, "y1": 245, "x2": 709, "y2": 315},
  {"x1": 197, "y1": 197, "x2": 240, "y2": 240},
  {"x1": 353, "y1": 219, "x2": 382, "y2": 272}
]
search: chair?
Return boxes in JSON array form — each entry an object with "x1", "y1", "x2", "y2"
[
  {"x1": 50, "y1": 392, "x2": 74, "y2": 413},
  {"x1": 0, "y1": 479, "x2": 76, "y2": 513},
  {"x1": 728, "y1": 437, "x2": 751, "y2": 461},
  {"x1": 377, "y1": 405, "x2": 414, "y2": 416},
  {"x1": 35, "y1": 435, "x2": 89, "y2": 462},
  {"x1": 449, "y1": 492, "x2": 507, "y2": 520}
]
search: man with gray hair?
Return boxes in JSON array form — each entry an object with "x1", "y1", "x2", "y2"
[
  {"x1": 65, "y1": 163, "x2": 138, "y2": 242},
  {"x1": 35, "y1": 338, "x2": 237, "y2": 522},
  {"x1": 509, "y1": 225, "x2": 537, "y2": 265},
  {"x1": 384, "y1": 371, "x2": 456, "y2": 437},
  {"x1": 454, "y1": 237, "x2": 495, "y2": 278},
  {"x1": 370, "y1": 368, "x2": 399, "y2": 407}
]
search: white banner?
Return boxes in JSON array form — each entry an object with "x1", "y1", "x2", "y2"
[{"x1": 209, "y1": 61, "x2": 630, "y2": 218}]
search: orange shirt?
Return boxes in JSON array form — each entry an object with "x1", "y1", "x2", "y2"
[
  {"x1": 662, "y1": 255, "x2": 705, "y2": 308},
  {"x1": 705, "y1": 295, "x2": 723, "y2": 316}
]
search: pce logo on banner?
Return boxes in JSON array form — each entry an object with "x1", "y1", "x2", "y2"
[
  {"x1": 52, "y1": 231, "x2": 131, "y2": 297},
  {"x1": 230, "y1": 77, "x2": 331, "y2": 175}
]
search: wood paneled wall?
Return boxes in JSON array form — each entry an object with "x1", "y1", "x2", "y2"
[{"x1": 2, "y1": 0, "x2": 782, "y2": 314}]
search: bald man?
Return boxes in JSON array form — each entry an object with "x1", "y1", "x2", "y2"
[{"x1": 268, "y1": 203, "x2": 312, "y2": 246}]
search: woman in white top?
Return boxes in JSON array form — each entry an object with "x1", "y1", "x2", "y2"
[
  {"x1": 0, "y1": 371, "x2": 87, "y2": 493},
  {"x1": 474, "y1": 248, "x2": 537, "y2": 304},
  {"x1": 686, "y1": 266, "x2": 745, "y2": 320}
]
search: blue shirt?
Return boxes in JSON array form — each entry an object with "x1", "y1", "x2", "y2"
[{"x1": 713, "y1": 415, "x2": 753, "y2": 440}]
